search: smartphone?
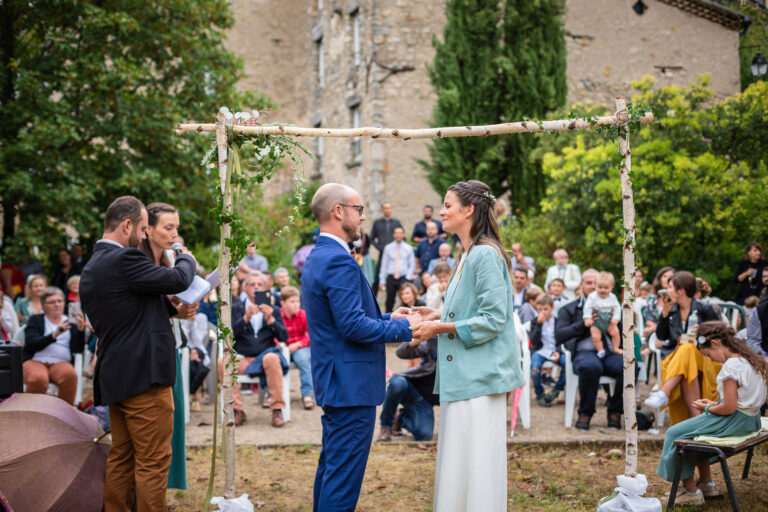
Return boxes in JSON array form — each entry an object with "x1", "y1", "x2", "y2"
[
  {"x1": 68, "y1": 302, "x2": 82, "y2": 323},
  {"x1": 253, "y1": 290, "x2": 271, "y2": 306}
]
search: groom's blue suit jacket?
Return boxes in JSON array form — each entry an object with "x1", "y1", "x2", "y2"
[{"x1": 302, "y1": 235, "x2": 412, "y2": 408}]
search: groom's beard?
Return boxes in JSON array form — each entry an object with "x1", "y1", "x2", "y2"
[{"x1": 342, "y1": 214, "x2": 361, "y2": 242}]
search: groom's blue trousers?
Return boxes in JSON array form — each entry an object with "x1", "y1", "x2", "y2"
[{"x1": 313, "y1": 405, "x2": 376, "y2": 512}]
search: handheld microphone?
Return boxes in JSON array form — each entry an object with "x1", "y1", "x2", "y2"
[{"x1": 171, "y1": 242, "x2": 183, "y2": 257}]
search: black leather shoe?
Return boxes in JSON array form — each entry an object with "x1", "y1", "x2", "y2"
[
  {"x1": 607, "y1": 412, "x2": 622, "y2": 429},
  {"x1": 575, "y1": 414, "x2": 591, "y2": 430}
]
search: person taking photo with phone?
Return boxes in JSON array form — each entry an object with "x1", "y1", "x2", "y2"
[{"x1": 217, "y1": 270, "x2": 289, "y2": 427}]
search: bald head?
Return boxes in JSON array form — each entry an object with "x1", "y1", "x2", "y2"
[{"x1": 311, "y1": 183, "x2": 358, "y2": 224}]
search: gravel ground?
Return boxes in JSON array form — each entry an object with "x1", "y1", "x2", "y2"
[{"x1": 186, "y1": 344, "x2": 668, "y2": 446}]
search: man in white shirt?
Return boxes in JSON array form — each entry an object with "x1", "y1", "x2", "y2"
[
  {"x1": 379, "y1": 227, "x2": 416, "y2": 312},
  {"x1": 545, "y1": 248, "x2": 581, "y2": 300}
]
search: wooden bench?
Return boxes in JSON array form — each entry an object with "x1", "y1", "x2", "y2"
[{"x1": 667, "y1": 430, "x2": 768, "y2": 511}]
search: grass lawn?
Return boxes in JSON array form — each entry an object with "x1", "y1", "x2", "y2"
[{"x1": 169, "y1": 442, "x2": 768, "y2": 511}]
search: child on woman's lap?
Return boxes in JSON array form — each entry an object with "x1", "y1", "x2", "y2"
[
  {"x1": 583, "y1": 272, "x2": 622, "y2": 358},
  {"x1": 656, "y1": 321, "x2": 768, "y2": 506}
]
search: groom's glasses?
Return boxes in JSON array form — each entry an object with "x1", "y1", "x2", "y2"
[{"x1": 339, "y1": 204, "x2": 364, "y2": 215}]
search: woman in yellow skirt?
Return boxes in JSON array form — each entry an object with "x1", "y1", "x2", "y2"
[{"x1": 644, "y1": 271, "x2": 721, "y2": 424}]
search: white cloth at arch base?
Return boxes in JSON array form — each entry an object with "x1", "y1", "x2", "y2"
[
  {"x1": 433, "y1": 393, "x2": 507, "y2": 512},
  {"x1": 596, "y1": 474, "x2": 662, "y2": 512}
]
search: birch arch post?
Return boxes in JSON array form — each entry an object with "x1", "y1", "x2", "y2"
[{"x1": 175, "y1": 98, "x2": 653, "y2": 499}]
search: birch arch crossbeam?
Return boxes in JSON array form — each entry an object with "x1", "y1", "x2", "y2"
[{"x1": 176, "y1": 98, "x2": 654, "y2": 499}]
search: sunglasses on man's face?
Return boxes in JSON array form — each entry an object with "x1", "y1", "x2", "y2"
[{"x1": 338, "y1": 204, "x2": 364, "y2": 215}]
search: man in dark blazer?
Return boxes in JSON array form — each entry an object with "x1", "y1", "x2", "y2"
[
  {"x1": 555, "y1": 268, "x2": 624, "y2": 431},
  {"x1": 217, "y1": 270, "x2": 289, "y2": 427},
  {"x1": 80, "y1": 196, "x2": 196, "y2": 512},
  {"x1": 369, "y1": 201, "x2": 403, "y2": 291},
  {"x1": 303, "y1": 184, "x2": 418, "y2": 512}
]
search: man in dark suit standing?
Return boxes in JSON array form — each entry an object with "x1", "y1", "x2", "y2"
[
  {"x1": 369, "y1": 201, "x2": 402, "y2": 292},
  {"x1": 555, "y1": 268, "x2": 624, "y2": 431},
  {"x1": 80, "y1": 196, "x2": 196, "y2": 512},
  {"x1": 303, "y1": 184, "x2": 418, "y2": 511}
]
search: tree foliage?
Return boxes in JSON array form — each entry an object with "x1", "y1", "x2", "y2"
[
  {"x1": 0, "y1": 0, "x2": 265, "y2": 263},
  {"x1": 419, "y1": 0, "x2": 567, "y2": 209},
  {"x1": 507, "y1": 76, "x2": 768, "y2": 298}
]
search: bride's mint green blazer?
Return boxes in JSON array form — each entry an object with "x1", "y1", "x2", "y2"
[{"x1": 435, "y1": 244, "x2": 523, "y2": 402}]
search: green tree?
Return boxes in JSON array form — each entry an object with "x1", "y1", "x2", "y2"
[
  {"x1": 513, "y1": 77, "x2": 768, "y2": 297},
  {"x1": 497, "y1": 0, "x2": 567, "y2": 211},
  {"x1": 734, "y1": 4, "x2": 768, "y2": 91},
  {"x1": 418, "y1": 0, "x2": 505, "y2": 195},
  {"x1": 419, "y1": 0, "x2": 567, "y2": 208},
  {"x1": 0, "y1": 0, "x2": 265, "y2": 263}
]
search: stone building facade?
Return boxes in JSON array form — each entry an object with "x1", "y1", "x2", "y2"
[{"x1": 224, "y1": 0, "x2": 748, "y2": 238}]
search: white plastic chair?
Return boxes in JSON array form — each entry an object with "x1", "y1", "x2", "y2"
[
  {"x1": 220, "y1": 341, "x2": 292, "y2": 423},
  {"x1": 513, "y1": 314, "x2": 531, "y2": 431},
  {"x1": 562, "y1": 345, "x2": 616, "y2": 427},
  {"x1": 11, "y1": 324, "x2": 25, "y2": 346}
]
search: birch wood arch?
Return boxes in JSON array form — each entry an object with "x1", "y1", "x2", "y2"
[{"x1": 176, "y1": 98, "x2": 654, "y2": 498}]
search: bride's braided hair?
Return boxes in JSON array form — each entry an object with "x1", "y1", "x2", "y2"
[{"x1": 447, "y1": 180, "x2": 511, "y2": 271}]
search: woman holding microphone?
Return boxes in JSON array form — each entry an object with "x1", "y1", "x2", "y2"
[
  {"x1": 138, "y1": 202, "x2": 198, "y2": 491},
  {"x1": 410, "y1": 180, "x2": 523, "y2": 511}
]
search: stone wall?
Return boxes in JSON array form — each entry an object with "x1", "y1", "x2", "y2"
[
  {"x1": 224, "y1": 0, "x2": 741, "y2": 249},
  {"x1": 565, "y1": 0, "x2": 740, "y2": 104}
]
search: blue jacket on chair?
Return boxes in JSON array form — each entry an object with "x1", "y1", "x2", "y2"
[{"x1": 301, "y1": 235, "x2": 412, "y2": 408}]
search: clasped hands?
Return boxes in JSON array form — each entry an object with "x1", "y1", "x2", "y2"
[{"x1": 391, "y1": 306, "x2": 442, "y2": 344}]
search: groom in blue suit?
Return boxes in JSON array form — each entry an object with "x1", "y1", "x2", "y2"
[{"x1": 302, "y1": 184, "x2": 417, "y2": 511}]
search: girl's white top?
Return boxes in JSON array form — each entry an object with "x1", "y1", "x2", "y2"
[{"x1": 717, "y1": 357, "x2": 768, "y2": 416}]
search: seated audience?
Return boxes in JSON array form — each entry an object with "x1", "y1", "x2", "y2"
[
  {"x1": 425, "y1": 262, "x2": 451, "y2": 311},
  {"x1": 518, "y1": 287, "x2": 544, "y2": 325},
  {"x1": 66, "y1": 275, "x2": 81, "y2": 306},
  {"x1": 641, "y1": 266, "x2": 676, "y2": 338},
  {"x1": 530, "y1": 294, "x2": 565, "y2": 407},
  {"x1": 733, "y1": 242, "x2": 766, "y2": 305},
  {"x1": 217, "y1": 271, "x2": 289, "y2": 427},
  {"x1": 545, "y1": 249, "x2": 581, "y2": 300},
  {"x1": 22, "y1": 286, "x2": 85, "y2": 405},
  {"x1": 644, "y1": 271, "x2": 721, "y2": 425},
  {"x1": 548, "y1": 278, "x2": 568, "y2": 314},
  {"x1": 377, "y1": 337, "x2": 439, "y2": 442},
  {"x1": 14, "y1": 274, "x2": 46, "y2": 324},
  {"x1": 583, "y1": 272, "x2": 622, "y2": 359},
  {"x1": 272, "y1": 267, "x2": 291, "y2": 307},
  {"x1": 556, "y1": 269, "x2": 625, "y2": 431},
  {"x1": 397, "y1": 282, "x2": 424, "y2": 369},
  {"x1": 426, "y1": 242, "x2": 454, "y2": 274},
  {"x1": 280, "y1": 286, "x2": 314, "y2": 409}
]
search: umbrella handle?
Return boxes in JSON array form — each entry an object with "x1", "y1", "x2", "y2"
[{"x1": 94, "y1": 430, "x2": 110, "y2": 444}]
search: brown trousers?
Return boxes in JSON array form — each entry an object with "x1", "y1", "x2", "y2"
[
  {"x1": 22, "y1": 360, "x2": 77, "y2": 405},
  {"x1": 217, "y1": 352, "x2": 284, "y2": 411},
  {"x1": 104, "y1": 385, "x2": 174, "y2": 512}
]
